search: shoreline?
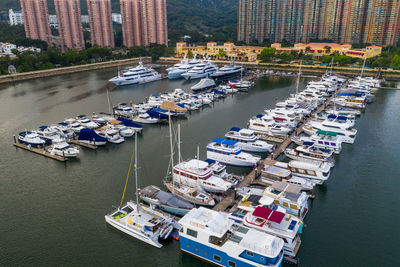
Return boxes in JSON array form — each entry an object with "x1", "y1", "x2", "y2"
[
  {"x1": 158, "y1": 57, "x2": 400, "y2": 80},
  {"x1": 0, "y1": 57, "x2": 151, "y2": 85},
  {"x1": 1, "y1": 56, "x2": 400, "y2": 85}
]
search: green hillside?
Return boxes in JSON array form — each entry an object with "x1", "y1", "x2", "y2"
[{"x1": 0, "y1": 0, "x2": 238, "y2": 43}]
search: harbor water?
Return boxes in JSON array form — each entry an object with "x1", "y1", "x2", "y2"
[{"x1": 0, "y1": 67, "x2": 399, "y2": 266}]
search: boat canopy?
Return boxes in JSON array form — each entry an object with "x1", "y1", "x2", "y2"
[
  {"x1": 212, "y1": 138, "x2": 237, "y2": 146},
  {"x1": 58, "y1": 122, "x2": 68, "y2": 126},
  {"x1": 230, "y1": 127, "x2": 241, "y2": 132},
  {"x1": 303, "y1": 141, "x2": 314, "y2": 146},
  {"x1": 256, "y1": 114, "x2": 264, "y2": 118},
  {"x1": 117, "y1": 117, "x2": 143, "y2": 128},
  {"x1": 78, "y1": 128, "x2": 107, "y2": 142},
  {"x1": 147, "y1": 109, "x2": 168, "y2": 120},
  {"x1": 316, "y1": 130, "x2": 337, "y2": 137},
  {"x1": 39, "y1": 125, "x2": 48, "y2": 130},
  {"x1": 252, "y1": 206, "x2": 285, "y2": 224}
]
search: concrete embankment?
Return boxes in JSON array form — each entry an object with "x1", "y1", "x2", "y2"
[
  {"x1": 158, "y1": 57, "x2": 400, "y2": 80},
  {"x1": 0, "y1": 57, "x2": 151, "y2": 85}
]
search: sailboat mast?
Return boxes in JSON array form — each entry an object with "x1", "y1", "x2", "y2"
[
  {"x1": 168, "y1": 113, "x2": 174, "y2": 175},
  {"x1": 296, "y1": 61, "x2": 302, "y2": 95},
  {"x1": 360, "y1": 56, "x2": 366, "y2": 78},
  {"x1": 134, "y1": 132, "x2": 139, "y2": 210},
  {"x1": 178, "y1": 124, "x2": 181, "y2": 164}
]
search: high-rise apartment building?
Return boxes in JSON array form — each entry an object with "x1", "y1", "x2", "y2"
[
  {"x1": 55, "y1": 0, "x2": 85, "y2": 51},
  {"x1": 142, "y1": 0, "x2": 168, "y2": 46},
  {"x1": 237, "y1": 0, "x2": 268, "y2": 43},
  {"x1": 121, "y1": 0, "x2": 168, "y2": 47},
  {"x1": 121, "y1": 0, "x2": 143, "y2": 47},
  {"x1": 239, "y1": 0, "x2": 400, "y2": 46},
  {"x1": 20, "y1": 0, "x2": 51, "y2": 44},
  {"x1": 87, "y1": 0, "x2": 114, "y2": 48}
]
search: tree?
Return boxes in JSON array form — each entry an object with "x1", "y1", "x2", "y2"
[
  {"x1": 390, "y1": 55, "x2": 400, "y2": 68},
  {"x1": 218, "y1": 49, "x2": 227, "y2": 59},
  {"x1": 258, "y1": 47, "x2": 276, "y2": 62},
  {"x1": 187, "y1": 50, "x2": 193, "y2": 59},
  {"x1": 305, "y1": 47, "x2": 311, "y2": 53},
  {"x1": 324, "y1": 45, "x2": 331, "y2": 54}
]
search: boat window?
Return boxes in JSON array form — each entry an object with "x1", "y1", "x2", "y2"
[
  {"x1": 187, "y1": 228, "x2": 198, "y2": 238},
  {"x1": 290, "y1": 204, "x2": 298, "y2": 210},
  {"x1": 213, "y1": 255, "x2": 221, "y2": 262},
  {"x1": 228, "y1": 260, "x2": 236, "y2": 267},
  {"x1": 283, "y1": 202, "x2": 289, "y2": 207},
  {"x1": 307, "y1": 170, "x2": 316, "y2": 175},
  {"x1": 298, "y1": 169, "x2": 306, "y2": 174},
  {"x1": 246, "y1": 251, "x2": 254, "y2": 257}
]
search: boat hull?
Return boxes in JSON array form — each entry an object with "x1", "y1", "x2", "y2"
[
  {"x1": 105, "y1": 216, "x2": 162, "y2": 248},
  {"x1": 179, "y1": 236, "x2": 284, "y2": 267},
  {"x1": 140, "y1": 196, "x2": 191, "y2": 217},
  {"x1": 206, "y1": 151, "x2": 258, "y2": 167}
]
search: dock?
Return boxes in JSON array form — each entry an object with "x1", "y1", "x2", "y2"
[
  {"x1": 213, "y1": 93, "x2": 335, "y2": 213},
  {"x1": 13, "y1": 143, "x2": 67, "y2": 162}
]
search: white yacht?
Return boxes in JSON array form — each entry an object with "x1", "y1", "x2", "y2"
[
  {"x1": 48, "y1": 142, "x2": 80, "y2": 158},
  {"x1": 77, "y1": 116, "x2": 99, "y2": 129},
  {"x1": 206, "y1": 138, "x2": 260, "y2": 167},
  {"x1": 131, "y1": 111, "x2": 159, "y2": 124},
  {"x1": 173, "y1": 159, "x2": 233, "y2": 193},
  {"x1": 287, "y1": 160, "x2": 331, "y2": 185},
  {"x1": 292, "y1": 131, "x2": 342, "y2": 154},
  {"x1": 96, "y1": 126, "x2": 125, "y2": 144},
  {"x1": 109, "y1": 61, "x2": 162, "y2": 86},
  {"x1": 167, "y1": 56, "x2": 200, "y2": 79},
  {"x1": 65, "y1": 119, "x2": 85, "y2": 134},
  {"x1": 181, "y1": 59, "x2": 218, "y2": 80},
  {"x1": 225, "y1": 127, "x2": 274, "y2": 153},
  {"x1": 211, "y1": 62, "x2": 244, "y2": 79},
  {"x1": 284, "y1": 145, "x2": 335, "y2": 167},
  {"x1": 303, "y1": 122, "x2": 357, "y2": 144},
  {"x1": 248, "y1": 115, "x2": 292, "y2": 136},
  {"x1": 18, "y1": 131, "x2": 46, "y2": 148},
  {"x1": 261, "y1": 160, "x2": 315, "y2": 191}
]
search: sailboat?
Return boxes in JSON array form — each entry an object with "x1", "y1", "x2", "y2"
[
  {"x1": 105, "y1": 133, "x2": 181, "y2": 248},
  {"x1": 163, "y1": 116, "x2": 215, "y2": 206}
]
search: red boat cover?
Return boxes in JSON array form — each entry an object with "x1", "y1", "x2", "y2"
[
  {"x1": 252, "y1": 206, "x2": 285, "y2": 224},
  {"x1": 273, "y1": 117, "x2": 285, "y2": 121}
]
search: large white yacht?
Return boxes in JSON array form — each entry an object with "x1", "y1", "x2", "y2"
[
  {"x1": 181, "y1": 59, "x2": 218, "y2": 80},
  {"x1": 206, "y1": 138, "x2": 260, "y2": 167},
  {"x1": 211, "y1": 62, "x2": 244, "y2": 79},
  {"x1": 173, "y1": 159, "x2": 233, "y2": 193},
  {"x1": 224, "y1": 127, "x2": 274, "y2": 153},
  {"x1": 109, "y1": 61, "x2": 162, "y2": 86},
  {"x1": 167, "y1": 56, "x2": 200, "y2": 79}
]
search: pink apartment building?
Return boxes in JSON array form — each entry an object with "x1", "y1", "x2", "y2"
[
  {"x1": 87, "y1": 0, "x2": 114, "y2": 48},
  {"x1": 55, "y1": 0, "x2": 85, "y2": 51},
  {"x1": 20, "y1": 0, "x2": 51, "y2": 44}
]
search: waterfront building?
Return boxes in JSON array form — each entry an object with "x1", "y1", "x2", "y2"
[
  {"x1": 20, "y1": 0, "x2": 51, "y2": 44},
  {"x1": 121, "y1": 0, "x2": 168, "y2": 47},
  {"x1": 176, "y1": 41, "x2": 264, "y2": 62},
  {"x1": 9, "y1": 9, "x2": 24, "y2": 25},
  {"x1": 87, "y1": 0, "x2": 114, "y2": 48},
  {"x1": 271, "y1": 42, "x2": 382, "y2": 59},
  {"x1": 55, "y1": 0, "x2": 85, "y2": 51}
]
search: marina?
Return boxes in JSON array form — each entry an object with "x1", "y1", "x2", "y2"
[{"x1": 1, "y1": 65, "x2": 400, "y2": 266}]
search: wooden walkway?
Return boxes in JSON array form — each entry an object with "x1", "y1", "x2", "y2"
[
  {"x1": 68, "y1": 139, "x2": 98, "y2": 149},
  {"x1": 13, "y1": 143, "x2": 67, "y2": 162}
]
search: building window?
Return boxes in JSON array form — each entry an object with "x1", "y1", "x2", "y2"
[
  {"x1": 213, "y1": 255, "x2": 221, "y2": 262},
  {"x1": 186, "y1": 228, "x2": 198, "y2": 238},
  {"x1": 228, "y1": 260, "x2": 236, "y2": 267}
]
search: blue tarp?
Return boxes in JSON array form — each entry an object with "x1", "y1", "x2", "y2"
[
  {"x1": 117, "y1": 117, "x2": 143, "y2": 129},
  {"x1": 230, "y1": 127, "x2": 241, "y2": 132},
  {"x1": 256, "y1": 114, "x2": 263, "y2": 118},
  {"x1": 38, "y1": 125, "x2": 48, "y2": 130},
  {"x1": 147, "y1": 109, "x2": 168, "y2": 120},
  {"x1": 78, "y1": 128, "x2": 107, "y2": 142},
  {"x1": 212, "y1": 138, "x2": 237, "y2": 146},
  {"x1": 176, "y1": 103, "x2": 185, "y2": 108},
  {"x1": 58, "y1": 122, "x2": 68, "y2": 126},
  {"x1": 204, "y1": 159, "x2": 215, "y2": 164}
]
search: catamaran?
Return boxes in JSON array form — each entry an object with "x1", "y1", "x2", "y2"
[{"x1": 105, "y1": 133, "x2": 180, "y2": 248}]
